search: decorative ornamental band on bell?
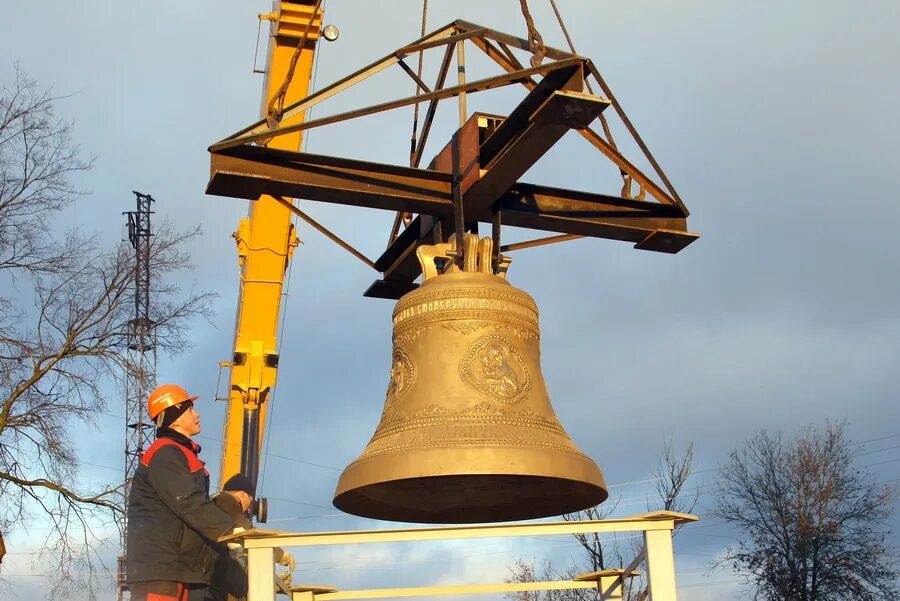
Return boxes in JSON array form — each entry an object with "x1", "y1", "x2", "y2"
[{"x1": 333, "y1": 234, "x2": 607, "y2": 523}]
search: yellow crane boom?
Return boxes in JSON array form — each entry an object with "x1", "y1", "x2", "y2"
[{"x1": 219, "y1": 0, "x2": 322, "y2": 492}]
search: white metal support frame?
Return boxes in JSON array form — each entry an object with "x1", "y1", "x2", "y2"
[
  {"x1": 248, "y1": 546, "x2": 276, "y2": 601},
  {"x1": 220, "y1": 510, "x2": 698, "y2": 601},
  {"x1": 644, "y1": 528, "x2": 678, "y2": 598}
]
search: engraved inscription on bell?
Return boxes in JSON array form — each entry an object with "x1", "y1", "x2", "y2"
[{"x1": 461, "y1": 335, "x2": 530, "y2": 403}]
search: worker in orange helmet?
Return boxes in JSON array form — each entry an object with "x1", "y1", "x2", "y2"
[{"x1": 126, "y1": 384, "x2": 241, "y2": 601}]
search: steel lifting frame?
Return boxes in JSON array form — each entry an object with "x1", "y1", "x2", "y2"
[
  {"x1": 222, "y1": 511, "x2": 698, "y2": 601},
  {"x1": 207, "y1": 20, "x2": 698, "y2": 300}
]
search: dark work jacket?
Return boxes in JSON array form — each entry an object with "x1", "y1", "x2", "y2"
[
  {"x1": 209, "y1": 492, "x2": 252, "y2": 601},
  {"x1": 126, "y1": 429, "x2": 236, "y2": 585}
]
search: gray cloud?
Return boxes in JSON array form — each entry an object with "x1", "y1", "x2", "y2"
[{"x1": 2, "y1": 1, "x2": 898, "y2": 599}]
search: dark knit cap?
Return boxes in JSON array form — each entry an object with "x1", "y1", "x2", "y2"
[
  {"x1": 223, "y1": 473, "x2": 256, "y2": 497},
  {"x1": 159, "y1": 401, "x2": 193, "y2": 429}
]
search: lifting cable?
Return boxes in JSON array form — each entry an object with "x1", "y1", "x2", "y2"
[
  {"x1": 410, "y1": 1, "x2": 428, "y2": 182},
  {"x1": 546, "y1": 0, "x2": 641, "y2": 199},
  {"x1": 408, "y1": 0, "x2": 429, "y2": 166},
  {"x1": 391, "y1": 0, "x2": 430, "y2": 244},
  {"x1": 547, "y1": 0, "x2": 589, "y2": 93},
  {"x1": 265, "y1": 0, "x2": 325, "y2": 133},
  {"x1": 519, "y1": 0, "x2": 547, "y2": 67}
]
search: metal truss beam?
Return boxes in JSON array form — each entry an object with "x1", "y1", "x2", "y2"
[
  {"x1": 211, "y1": 57, "x2": 586, "y2": 151},
  {"x1": 207, "y1": 146, "x2": 697, "y2": 297},
  {"x1": 205, "y1": 19, "x2": 698, "y2": 301},
  {"x1": 208, "y1": 147, "x2": 690, "y2": 236}
]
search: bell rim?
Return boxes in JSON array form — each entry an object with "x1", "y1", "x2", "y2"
[
  {"x1": 334, "y1": 444, "x2": 607, "y2": 499},
  {"x1": 333, "y1": 473, "x2": 609, "y2": 524}
]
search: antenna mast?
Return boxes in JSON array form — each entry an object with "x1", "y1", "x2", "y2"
[{"x1": 117, "y1": 191, "x2": 157, "y2": 601}]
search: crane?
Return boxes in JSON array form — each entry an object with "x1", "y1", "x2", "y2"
[{"x1": 217, "y1": 0, "x2": 323, "y2": 503}]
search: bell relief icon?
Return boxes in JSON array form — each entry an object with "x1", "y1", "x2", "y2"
[{"x1": 461, "y1": 335, "x2": 531, "y2": 403}]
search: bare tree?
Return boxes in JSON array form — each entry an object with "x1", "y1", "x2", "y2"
[
  {"x1": 506, "y1": 439, "x2": 698, "y2": 601},
  {"x1": 0, "y1": 65, "x2": 213, "y2": 598},
  {"x1": 564, "y1": 501, "x2": 620, "y2": 575},
  {"x1": 506, "y1": 559, "x2": 588, "y2": 601},
  {"x1": 716, "y1": 422, "x2": 899, "y2": 601},
  {"x1": 654, "y1": 439, "x2": 698, "y2": 516}
]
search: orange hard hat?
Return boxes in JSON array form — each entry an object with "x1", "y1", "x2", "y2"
[{"x1": 147, "y1": 384, "x2": 198, "y2": 420}]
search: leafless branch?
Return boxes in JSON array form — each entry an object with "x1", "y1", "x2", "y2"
[
  {"x1": 507, "y1": 439, "x2": 696, "y2": 601},
  {"x1": 715, "y1": 422, "x2": 899, "y2": 601},
  {"x1": 0, "y1": 65, "x2": 215, "y2": 599}
]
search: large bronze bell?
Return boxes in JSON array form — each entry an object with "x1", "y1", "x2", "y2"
[{"x1": 334, "y1": 234, "x2": 607, "y2": 523}]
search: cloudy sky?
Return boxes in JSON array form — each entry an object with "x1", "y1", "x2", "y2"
[{"x1": 2, "y1": 1, "x2": 899, "y2": 599}]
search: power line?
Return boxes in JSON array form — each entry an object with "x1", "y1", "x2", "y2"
[
  {"x1": 265, "y1": 496, "x2": 335, "y2": 511},
  {"x1": 854, "y1": 443, "x2": 900, "y2": 458},
  {"x1": 680, "y1": 578, "x2": 741, "y2": 589},
  {"x1": 71, "y1": 414, "x2": 900, "y2": 512},
  {"x1": 853, "y1": 433, "x2": 900, "y2": 446},
  {"x1": 97, "y1": 410, "x2": 343, "y2": 472}
]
